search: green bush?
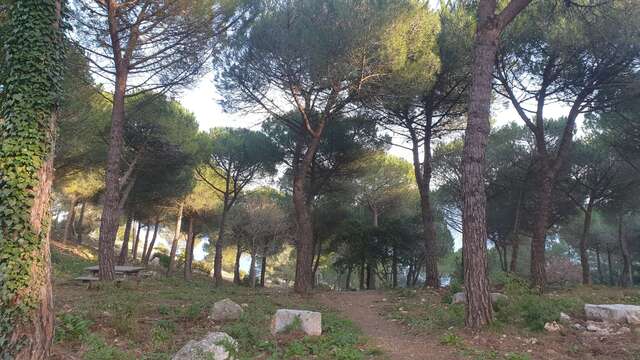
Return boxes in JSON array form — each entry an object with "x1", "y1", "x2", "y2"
[
  {"x1": 55, "y1": 313, "x2": 92, "y2": 343},
  {"x1": 84, "y1": 334, "x2": 134, "y2": 360}
]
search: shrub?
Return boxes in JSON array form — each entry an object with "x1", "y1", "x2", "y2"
[{"x1": 55, "y1": 313, "x2": 92, "y2": 343}]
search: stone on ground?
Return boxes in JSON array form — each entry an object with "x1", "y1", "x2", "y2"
[
  {"x1": 544, "y1": 321, "x2": 561, "y2": 332},
  {"x1": 209, "y1": 299, "x2": 243, "y2": 321},
  {"x1": 451, "y1": 292, "x2": 508, "y2": 305},
  {"x1": 584, "y1": 304, "x2": 640, "y2": 325},
  {"x1": 172, "y1": 332, "x2": 236, "y2": 360},
  {"x1": 271, "y1": 309, "x2": 322, "y2": 336}
]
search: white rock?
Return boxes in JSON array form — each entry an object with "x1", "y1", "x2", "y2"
[
  {"x1": 271, "y1": 309, "x2": 322, "y2": 336},
  {"x1": 559, "y1": 312, "x2": 571, "y2": 323},
  {"x1": 544, "y1": 321, "x2": 561, "y2": 332},
  {"x1": 585, "y1": 304, "x2": 640, "y2": 325},
  {"x1": 172, "y1": 332, "x2": 236, "y2": 360},
  {"x1": 209, "y1": 299, "x2": 243, "y2": 321},
  {"x1": 617, "y1": 326, "x2": 631, "y2": 335},
  {"x1": 450, "y1": 292, "x2": 508, "y2": 305}
]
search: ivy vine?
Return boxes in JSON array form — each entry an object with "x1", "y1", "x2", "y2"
[{"x1": 0, "y1": 0, "x2": 64, "y2": 356}]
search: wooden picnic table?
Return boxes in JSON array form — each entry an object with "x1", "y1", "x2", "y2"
[{"x1": 85, "y1": 265, "x2": 145, "y2": 277}]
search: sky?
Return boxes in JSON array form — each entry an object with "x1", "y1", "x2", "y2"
[{"x1": 178, "y1": 72, "x2": 577, "y2": 252}]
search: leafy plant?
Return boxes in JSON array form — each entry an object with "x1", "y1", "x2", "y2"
[{"x1": 55, "y1": 313, "x2": 92, "y2": 343}]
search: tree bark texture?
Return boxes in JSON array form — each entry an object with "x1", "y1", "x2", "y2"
[
  {"x1": 132, "y1": 221, "x2": 142, "y2": 260},
  {"x1": 75, "y1": 201, "x2": 86, "y2": 244},
  {"x1": 233, "y1": 243, "x2": 242, "y2": 284},
  {"x1": 184, "y1": 218, "x2": 195, "y2": 281},
  {"x1": 579, "y1": 205, "x2": 593, "y2": 285},
  {"x1": 63, "y1": 197, "x2": 78, "y2": 243},
  {"x1": 144, "y1": 220, "x2": 159, "y2": 265}
]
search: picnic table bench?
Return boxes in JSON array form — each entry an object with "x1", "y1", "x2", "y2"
[{"x1": 84, "y1": 265, "x2": 145, "y2": 277}]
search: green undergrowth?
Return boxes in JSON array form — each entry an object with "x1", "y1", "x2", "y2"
[{"x1": 52, "y1": 246, "x2": 383, "y2": 359}]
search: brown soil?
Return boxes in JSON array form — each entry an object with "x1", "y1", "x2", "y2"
[{"x1": 315, "y1": 290, "x2": 462, "y2": 360}]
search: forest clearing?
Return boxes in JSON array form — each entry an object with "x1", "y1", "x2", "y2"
[{"x1": 1, "y1": 0, "x2": 640, "y2": 359}]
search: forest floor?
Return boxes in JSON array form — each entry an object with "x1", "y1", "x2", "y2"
[
  {"x1": 50, "y1": 241, "x2": 384, "y2": 360},
  {"x1": 50, "y1": 241, "x2": 640, "y2": 359}
]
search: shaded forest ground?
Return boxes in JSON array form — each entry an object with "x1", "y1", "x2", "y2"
[{"x1": 50, "y1": 241, "x2": 640, "y2": 359}]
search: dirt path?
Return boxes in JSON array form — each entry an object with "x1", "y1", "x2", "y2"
[{"x1": 315, "y1": 291, "x2": 460, "y2": 360}]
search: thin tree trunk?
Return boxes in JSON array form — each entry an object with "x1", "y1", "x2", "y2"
[
  {"x1": 261, "y1": 251, "x2": 268, "y2": 287},
  {"x1": 595, "y1": 245, "x2": 603, "y2": 284},
  {"x1": 75, "y1": 201, "x2": 86, "y2": 244},
  {"x1": 345, "y1": 265, "x2": 352, "y2": 290},
  {"x1": 132, "y1": 221, "x2": 142, "y2": 260},
  {"x1": 184, "y1": 218, "x2": 195, "y2": 281},
  {"x1": 406, "y1": 263, "x2": 414, "y2": 288},
  {"x1": 249, "y1": 244, "x2": 257, "y2": 288},
  {"x1": 509, "y1": 190, "x2": 523, "y2": 272},
  {"x1": 579, "y1": 204, "x2": 593, "y2": 285},
  {"x1": 618, "y1": 214, "x2": 632, "y2": 288},
  {"x1": 167, "y1": 202, "x2": 183, "y2": 275},
  {"x1": 213, "y1": 205, "x2": 228, "y2": 286},
  {"x1": 144, "y1": 220, "x2": 160, "y2": 265},
  {"x1": 312, "y1": 239, "x2": 322, "y2": 287},
  {"x1": 234, "y1": 242, "x2": 242, "y2": 284},
  {"x1": 63, "y1": 197, "x2": 78, "y2": 243},
  {"x1": 359, "y1": 260, "x2": 365, "y2": 290},
  {"x1": 117, "y1": 214, "x2": 133, "y2": 265},
  {"x1": 392, "y1": 245, "x2": 398, "y2": 288},
  {"x1": 141, "y1": 224, "x2": 150, "y2": 264},
  {"x1": 366, "y1": 263, "x2": 376, "y2": 290},
  {"x1": 607, "y1": 246, "x2": 614, "y2": 286}
]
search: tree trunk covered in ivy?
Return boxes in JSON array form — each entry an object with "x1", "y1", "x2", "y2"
[{"x1": 0, "y1": 0, "x2": 63, "y2": 357}]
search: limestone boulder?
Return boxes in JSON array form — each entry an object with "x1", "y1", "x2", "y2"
[
  {"x1": 585, "y1": 304, "x2": 640, "y2": 325},
  {"x1": 209, "y1": 299, "x2": 243, "y2": 321},
  {"x1": 271, "y1": 309, "x2": 322, "y2": 336},
  {"x1": 172, "y1": 332, "x2": 236, "y2": 360}
]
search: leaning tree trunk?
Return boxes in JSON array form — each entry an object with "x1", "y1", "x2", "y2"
[
  {"x1": 75, "y1": 200, "x2": 86, "y2": 244},
  {"x1": 0, "y1": 1, "x2": 63, "y2": 356},
  {"x1": 144, "y1": 220, "x2": 160, "y2": 265},
  {"x1": 117, "y1": 214, "x2": 133, "y2": 265},
  {"x1": 460, "y1": 4, "x2": 500, "y2": 329},
  {"x1": 141, "y1": 224, "x2": 150, "y2": 264},
  {"x1": 579, "y1": 205, "x2": 593, "y2": 285},
  {"x1": 132, "y1": 221, "x2": 142, "y2": 260},
  {"x1": 63, "y1": 197, "x2": 78, "y2": 243},
  {"x1": 184, "y1": 218, "x2": 195, "y2": 281},
  {"x1": 167, "y1": 202, "x2": 183, "y2": 275},
  {"x1": 618, "y1": 214, "x2": 633, "y2": 288}
]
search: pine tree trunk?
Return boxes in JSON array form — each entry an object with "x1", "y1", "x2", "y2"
[
  {"x1": 132, "y1": 221, "x2": 142, "y2": 260},
  {"x1": 312, "y1": 239, "x2": 322, "y2": 287},
  {"x1": 461, "y1": 2, "x2": 500, "y2": 328},
  {"x1": 607, "y1": 247, "x2": 615, "y2": 286},
  {"x1": 595, "y1": 245, "x2": 603, "y2": 284},
  {"x1": 530, "y1": 166, "x2": 553, "y2": 292},
  {"x1": 260, "y1": 252, "x2": 268, "y2": 287},
  {"x1": 234, "y1": 243, "x2": 242, "y2": 284},
  {"x1": 249, "y1": 245, "x2": 257, "y2": 288},
  {"x1": 213, "y1": 206, "x2": 228, "y2": 286},
  {"x1": 63, "y1": 197, "x2": 78, "y2": 243},
  {"x1": 406, "y1": 263, "x2": 414, "y2": 288},
  {"x1": 509, "y1": 191, "x2": 523, "y2": 272},
  {"x1": 345, "y1": 265, "x2": 352, "y2": 290},
  {"x1": 141, "y1": 224, "x2": 150, "y2": 264},
  {"x1": 144, "y1": 220, "x2": 160, "y2": 265},
  {"x1": 359, "y1": 260, "x2": 366, "y2": 290},
  {"x1": 98, "y1": 0, "x2": 132, "y2": 282},
  {"x1": 579, "y1": 205, "x2": 593, "y2": 285},
  {"x1": 75, "y1": 201, "x2": 86, "y2": 244},
  {"x1": 618, "y1": 214, "x2": 632, "y2": 288},
  {"x1": 392, "y1": 246, "x2": 398, "y2": 288},
  {"x1": 167, "y1": 202, "x2": 183, "y2": 275},
  {"x1": 117, "y1": 214, "x2": 133, "y2": 265},
  {"x1": 184, "y1": 218, "x2": 195, "y2": 281}
]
